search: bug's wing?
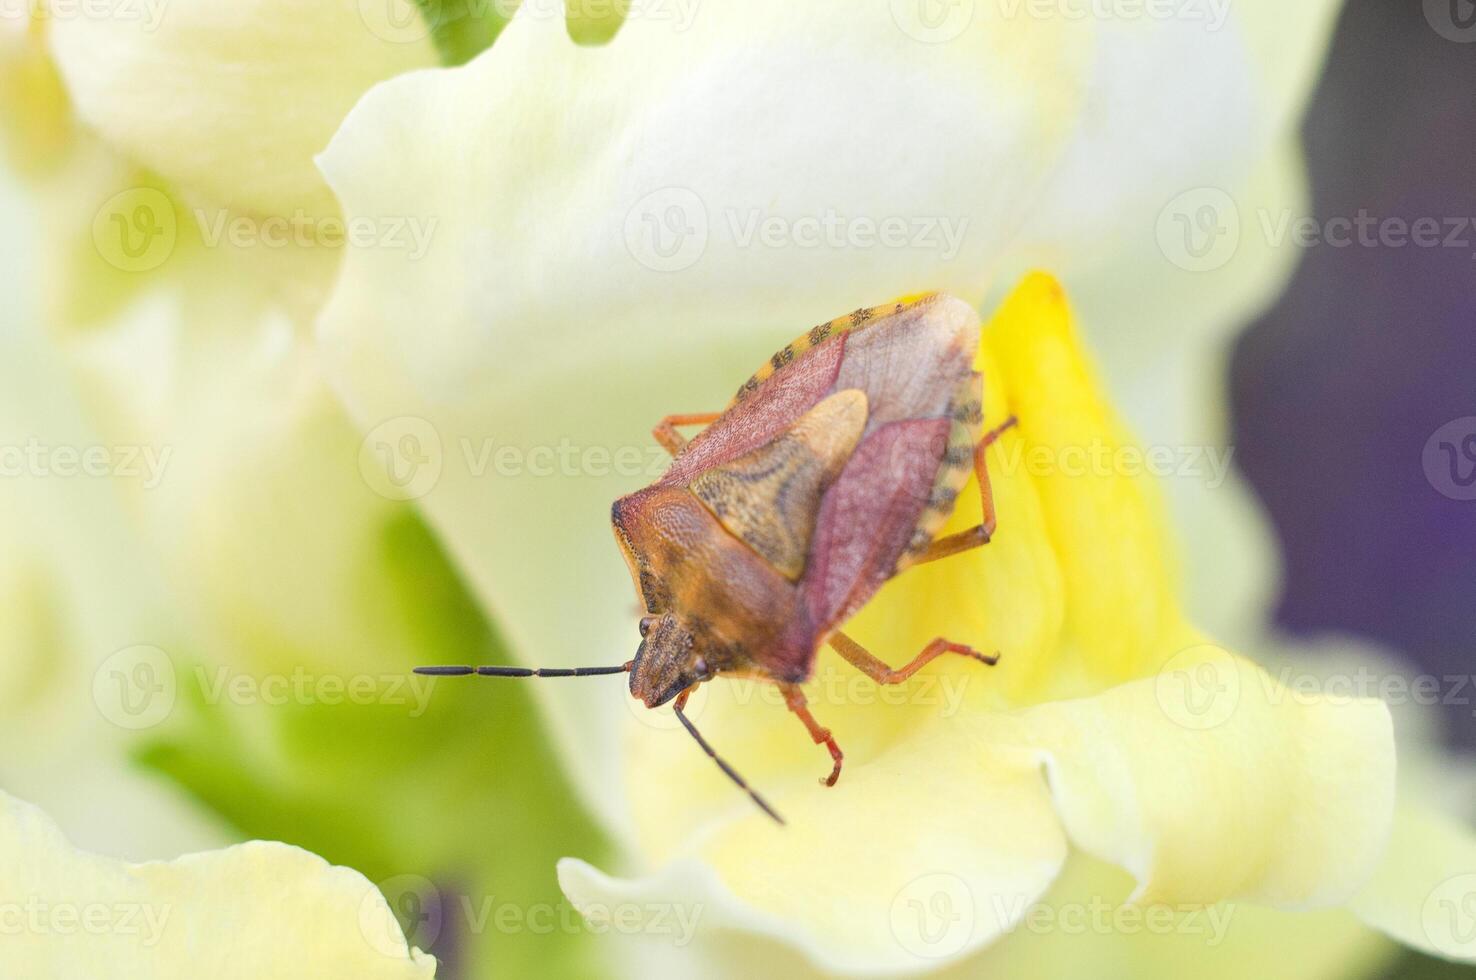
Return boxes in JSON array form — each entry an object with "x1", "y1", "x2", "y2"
[
  {"x1": 802, "y1": 418, "x2": 954, "y2": 634},
  {"x1": 689, "y1": 389, "x2": 868, "y2": 580},
  {"x1": 661, "y1": 293, "x2": 978, "y2": 485}
]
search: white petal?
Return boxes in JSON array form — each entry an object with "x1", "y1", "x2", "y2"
[{"x1": 47, "y1": 0, "x2": 438, "y2": 215}]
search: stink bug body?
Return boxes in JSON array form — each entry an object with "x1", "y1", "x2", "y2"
[{"x1": 420, "y1": 294, "x2": 1015, "y2": 823}]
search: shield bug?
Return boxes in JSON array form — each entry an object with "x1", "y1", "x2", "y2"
[{"x1": 419, "y1": 293, "x2": 1015, "y2": 823}]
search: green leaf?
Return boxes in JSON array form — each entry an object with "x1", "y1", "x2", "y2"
[{"x1": 135, "y1": 512, "x2": 613, "y2": 980}]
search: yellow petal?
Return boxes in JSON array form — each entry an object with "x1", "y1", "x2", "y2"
[
  {"x1": 848, "y1": 272, "x2": 1184, "y2": 704},
  {"x1": 0, "y1": 790, "x2": 434, "y2": 977}
]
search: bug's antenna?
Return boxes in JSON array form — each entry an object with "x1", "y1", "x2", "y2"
[
  {"x1": 673, "y1": 697, "x2": 785, "y2": 826},
  {"x1": 413, "y1": 662, "x2": 633, "y2": 677}
]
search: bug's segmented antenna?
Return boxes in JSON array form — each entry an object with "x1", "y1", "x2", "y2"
[
  {"x1": 673, "y1": 699, "x2": 785, "y2": 826},
  {"x1": 413, "y1": 663, "x2": 633, "y2": 677}
]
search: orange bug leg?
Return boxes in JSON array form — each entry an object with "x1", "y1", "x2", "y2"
[
  {"x1": 827, "y1": 631, "x2": 999, "y2": 686},
  {"x1": 780, "y1": 683, "x2": 844, "y2": 787},
  {"x1": 652, "y1": 412, "x2": 723, "y2": 457},
  {"x1": 914, "y1": 414, "x2": 1018, "y2": 563}
]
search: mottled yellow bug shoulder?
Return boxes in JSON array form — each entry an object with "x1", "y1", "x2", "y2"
[
  {"x1": 730, "y1": 293, "x2": 943, "y2": 405},
  {"x1": 691, "y1": 389, "x2": 868, "y2": 579}
]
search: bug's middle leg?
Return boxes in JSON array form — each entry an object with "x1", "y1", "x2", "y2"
[
  {"x1": 914, "y1": 414, "x2": 1018, "y2": 564},
  {"x1": 780, "y1": 683, "x2": 844, "y2": 787},
  {"x1": 828, "y1": 630, "x2": 999, "y2": 686},
  {"x1": 652, "y1": 412, "x2": 722, "y2": 457}
]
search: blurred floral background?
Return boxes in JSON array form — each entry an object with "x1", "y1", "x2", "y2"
[{"x1": 0, "y1": 0, "x2": 1472, "y2": 978}]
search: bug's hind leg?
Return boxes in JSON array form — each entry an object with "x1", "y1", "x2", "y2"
[
  {"x1": 915, "y1": 414, "x2": 1018, "y2": 564},
  {"x1": 652, "y1": 412, "x2": 722, "y2": 457},
  {"x1": 828, "y1": 631, "x2": 999, "y2": 686},
  {"x1": 780, "y1": 683, "x2": 844, "y2": 786}
]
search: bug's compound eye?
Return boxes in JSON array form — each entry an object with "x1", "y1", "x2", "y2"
[{"x1": 639, "y1": 616, "x2": 656, "y2": 637}]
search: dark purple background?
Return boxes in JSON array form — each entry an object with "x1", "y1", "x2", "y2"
[
  {"x1": 1234, "y1": 0, "x2": 1476, "y2": 743},
  {"x1": 1233, "y1": 6, "x2": 1474, "y2": 974}
]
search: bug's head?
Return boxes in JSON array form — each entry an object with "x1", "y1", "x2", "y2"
[{"x1": 629, "y1": 613, "x2": 712, "y2": 707}]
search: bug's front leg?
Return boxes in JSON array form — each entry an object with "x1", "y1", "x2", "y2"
[
  {"x1": 827, "y1": 631, "x2": 999, "y2": 686},
  {"x1": 914, "y1": 414, "x2": 1018, "y2": 564},
  {"x1": 652, "y1": 412, "x2": 722, "y2": 457},
  {"x1": 779, "y1": 683, "x2": 844, "y2": 787}
]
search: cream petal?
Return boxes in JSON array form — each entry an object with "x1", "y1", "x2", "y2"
[
  {"x1": 1350, "y1": 802, "x2": 1476, "y2": 963},
  {"x1": 561, "y1": 715, "x2": 1068, "y2": 974},
  {"x1": 46, "y1": 0, "x2": 438, "y2": 216},
  {"x1": 589, "y1": 853, "x2": 1399, "y2": 980},
  {"x1": 998, "y1": 650, "x2": 1396, "y2": 908},
  {"x1": 563, "y1": 651, "x2": 1395, "y2": 971},
  {"x1": 0, "y1": 790, "x2": 433, "y2": 978}
]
